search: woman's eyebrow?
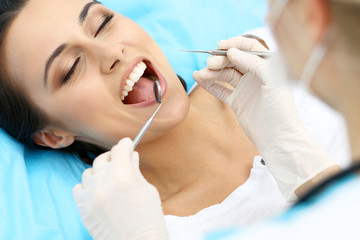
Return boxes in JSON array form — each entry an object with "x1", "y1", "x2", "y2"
[
  {"x1": 43, "y1": 0, "x2": 102, "y2": 87},
  {"x1": 44, "y1": 44, "x2": 67, "y2": 87},
  {"x1": 79, "y1": 0, "x2": 102, "y2": 24}
]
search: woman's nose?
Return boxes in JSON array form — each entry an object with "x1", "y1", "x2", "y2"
[{"x1": 90, "y1": 41, "x2": 125, "y2": 74}]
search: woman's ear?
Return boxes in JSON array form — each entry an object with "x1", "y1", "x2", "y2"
[{"x1": 33, "y1": 129, "x2": 75, "y2": 149}]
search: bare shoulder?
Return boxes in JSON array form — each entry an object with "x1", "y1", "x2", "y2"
[
  {"x1": 189, "y1": 85, "x2": 227, "y2": 112},
  {"x1": 188, "y1": 86, "x2": 248, "y2": 133}
]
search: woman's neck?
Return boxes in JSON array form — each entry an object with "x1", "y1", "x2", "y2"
[{"x1": 137, "y1": 88, "x2": 257, "y2": 214}]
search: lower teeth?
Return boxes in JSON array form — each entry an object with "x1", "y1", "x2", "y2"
[{"x1": 144, "y1": 95, "x2": 154, "y2": 101}]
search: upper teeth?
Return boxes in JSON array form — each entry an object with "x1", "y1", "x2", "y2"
[{"x1": 121, "y1": 61, "x2": 147, "y2": 101}]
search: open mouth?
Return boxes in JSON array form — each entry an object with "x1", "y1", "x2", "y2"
[{"x1": 121, "y1": 60, "x2": 162, "y2": 105}]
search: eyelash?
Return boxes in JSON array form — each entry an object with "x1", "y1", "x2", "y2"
[
  {"x1": 63, "y1": 57, "x2": 81, "y2": 84},
  {"x1": 62, "y1": 13, "x2": 114, "y2": 85},
  {"x1": 95, "y1": 14, "x2": 114, "y2": 38}
]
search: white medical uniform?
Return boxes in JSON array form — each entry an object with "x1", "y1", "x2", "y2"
[
  {"x1": 207, "y1": 175, "x2": 360, "y2": 240},
  {"x1": 165, "y1": 156, "x2": 290, "y2": 240}
]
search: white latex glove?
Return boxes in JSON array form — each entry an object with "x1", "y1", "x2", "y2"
[
  {"x1": 193, "y1": 36, "x2": 337, "y2": 202},
  {"x1": 73, "y1": 138, "x2": 168, "y2": 240}
]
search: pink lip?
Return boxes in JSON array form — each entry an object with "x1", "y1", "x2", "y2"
[{"x1": 119, "y1": 57, "x2": 167, "y2": 107}]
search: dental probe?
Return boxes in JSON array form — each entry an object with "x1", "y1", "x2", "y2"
[
  {"x1": 133, "y1": 80, "x2": 162, "y2": 148},
  {"x1": 181, "y1": 49, "x2": 273, "y2": 58}
]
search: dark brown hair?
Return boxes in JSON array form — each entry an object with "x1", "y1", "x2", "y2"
[{"x1": 0, "y1": 0, "x2": 106, "y2": 164}]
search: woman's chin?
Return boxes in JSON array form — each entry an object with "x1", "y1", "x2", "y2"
[
  {"x1": 159, "y1": 92, "x2": 190, "y2": 129},
  {"x1": 144, "y1": 91, "x2": 190, "y2": 142}
]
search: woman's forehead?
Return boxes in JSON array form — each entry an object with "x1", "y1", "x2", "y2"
[
  {"x1": 19, "y1": 0, "x2": 91, "y2": 22},
  {"x1": 9, "y1": 0, "x2": 92, "y2": 40},
  {"x1": 4, "y1": 0, "x2": 91, "y2": 85}
]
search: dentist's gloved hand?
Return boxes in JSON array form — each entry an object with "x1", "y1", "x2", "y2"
[
  {"x1": 193, "y1": 36, "x2": 338, "y2": 202},
  {"x1": 73, "y1": 138, "x2": 168, "y2": 240}
]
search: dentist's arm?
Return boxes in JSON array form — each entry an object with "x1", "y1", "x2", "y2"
[
  {"x1": 193, "y1": 36, "x2": 340, "y2": 202},
  {"x1": 73, "y1": 138, "x2": 168, "y2": 240}
]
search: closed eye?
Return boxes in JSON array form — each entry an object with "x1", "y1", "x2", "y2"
[
  {"x1": 95, "y1": 14, "x2": 114, "y2": 37},
  {"x1": 63, "y1": 57, "x2": 81, "y2": 85}
]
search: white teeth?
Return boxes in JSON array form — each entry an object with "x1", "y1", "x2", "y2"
[
  {"x1": 122, "y1": 91, "x2": 128, "y2": 97},
  {"x1": 126, "y1": 80, "x2": 135, "y2": 87},
  {"x1": 129, "y1": 73, "x2": 138, "y2": 81},
  {"x1": 121, "y1": 61, "x2": 147, "y2": 101},
  {"x1": 124, "y1": 85, "x2": 133, "y2": 92}
]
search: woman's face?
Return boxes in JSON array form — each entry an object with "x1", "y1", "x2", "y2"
[{"x1": 4, "y1": 0, "x2": 190, "y2": 149}]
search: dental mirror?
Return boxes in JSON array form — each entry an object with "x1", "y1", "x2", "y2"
[
  {"x1": 133, "y1": 80, "x2": 162, "y2": 148},
  {"x1": 154, "y1": 80, "x2": 162, "y2": 104}
]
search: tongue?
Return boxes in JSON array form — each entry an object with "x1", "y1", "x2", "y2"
[{"x1": 123, "y1": 77, "x2": 155, "y2": 104}]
